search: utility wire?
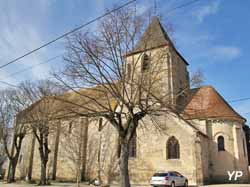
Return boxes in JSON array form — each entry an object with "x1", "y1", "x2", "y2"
[
  {"x1": 229, "y1": 97, "x2": 250, "y2": 103},
  {"x1": 1, "y1": 55, "x2": 62, "y2": 80},
  {"x1": 2, "y1": 0, "x2": 249, "y2": 120},
  {"x1": 0, "y1": 0, "x2": 136, "y2": 70},
  {"x1": 0, "y1": 55, "x2": 62, "y2": 88},
  {"x1": 0, "y1": 0, "x2": 203, "y2": 71},
  {"x1": 0, "y1": 0, "x2": 204, "y2": 88},
  {"x1": 166, "y1": 0, "x2": 202, "y2": 15},
  {"x1": 0, "y1": 80, "x2": 19, "y2": 88}
]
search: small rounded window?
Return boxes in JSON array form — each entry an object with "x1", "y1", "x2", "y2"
[
  {"x1": 218, "y1": 136, "x2": 225, "y2": 151},
  {"x1": 141, "y1": 54, "x2": 150, "y2": 72}
]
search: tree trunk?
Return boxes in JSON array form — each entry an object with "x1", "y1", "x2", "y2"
[
  {"x1": 6, "y1": 137, "x2": 23, "y2": 183},
  {"x1": 80, "y1": 120, "x2": 88, "y2": 182},
  {"x1": 6, "y1": 134, "x2": 16, "y2": 183},
  {"x1": 28, "y1": 134, "x2": 36, "y2": 181},
  {"x1": 40, "y1": 161, "x2": 47, "y2": 185},
  {"x1": 7, "y1": 158, "x2": 18, "y2": 183},
  {"x1": 119, "y1": 141, "x2": 130, "y2": 187},
  {"x1": 38, "y1": 138, "x2": 49, "y2": 185},
  {"x1": 52, "y1": 122, "x2": 61, "y2": 180}
]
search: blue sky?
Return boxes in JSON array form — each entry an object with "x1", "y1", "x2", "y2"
[{"x1": 0, "y1": 0, "x2": 249, "y2": 123}]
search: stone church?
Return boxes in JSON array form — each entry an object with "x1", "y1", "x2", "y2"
[{"x1": 15, "y1": 17, "x2": 249, "y2": 186}]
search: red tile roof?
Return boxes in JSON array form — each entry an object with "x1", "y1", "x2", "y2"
[{"x1": 181, "y1": 86, "x2": 245, "y2": 123}]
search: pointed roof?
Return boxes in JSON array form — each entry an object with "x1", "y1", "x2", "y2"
[
  {"x1": 133, "y1": 16, "x2": 170, "y2": 52},
  {"x1": 126, "y1": 16, "x2": 189, "y2": 65},
  {"x1": 181, "y1": 86, "x2": 245, "y2": 123}
]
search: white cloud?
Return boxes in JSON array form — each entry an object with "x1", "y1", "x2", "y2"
[
  {"x1": 193, "y1": 0, "x2": 220, "y2": 23},
  {"x1": 0, "y1": 22, "x2": 51, "y2": 79},
  {"x1": 210, "y1": 46, "x2": 241, "y2": 61},
  {"x1": 0, "y1": 0, "x2": 54, "y2": 88},
  {"x1": 174, "y1": 30, "x2": 241, "y2": 62}
]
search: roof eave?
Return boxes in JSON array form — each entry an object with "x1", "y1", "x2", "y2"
[
  {"x1": 183, "y1": 116, "x2": 246, "y2": 124},
  {"x1": 125, "y1": 44, "x2": 189, "y2": 66}
]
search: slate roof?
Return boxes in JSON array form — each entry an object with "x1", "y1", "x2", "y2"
[
  {"x1": 126, "y1": 16, "x2": 189, "y2": 65},
  {"x1": 181, "y1": 86, "x2": 245, "y2": 122}
]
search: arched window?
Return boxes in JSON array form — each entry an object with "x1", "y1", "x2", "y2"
[
  {"x1": 98, "y1": 118, "x2": 103, "y2": 131},
  {"x1": 141, "y1": 54, "x2": 150, "y2": 72},
  {"x1": 68, "y1": 121, "x2": 73, "y2": 134},
  {"x1": 167, "y1": 136, "x2": 180, "y2": 159},
  {"x1": 129, "y1": 132, "x2": 137, "y2": 158},
  {"x1": 218, "y1": 136, "x2": 225, "y2": 151}
]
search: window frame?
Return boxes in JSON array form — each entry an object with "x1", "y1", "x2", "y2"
[
  {"x1": 166, "y1": 136, "x2": 180, "y2": 159},
  {"x1": 217, "y1": 135, "x2": 225, "y2": 151},
  {"x1": 141, "y1": 54, "x2": 150, "y2": 72}
]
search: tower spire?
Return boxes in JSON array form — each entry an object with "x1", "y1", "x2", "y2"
[
  {"x1": 153, "y1": 0, "x2": 158, "y2": 16},
  {"x1": 126, "y1": 16, "x2": 171, "y2": 55}
]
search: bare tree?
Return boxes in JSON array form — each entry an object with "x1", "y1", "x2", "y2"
[
  {"x1": 190, "y1": 68, "x2": 205, "y2": 88},
  {"x1": 0, "y1": 89, "x2": 29, "y2": 183},
  {"x1": 18, "y1": 80, "x2": 63, "y2": 185},
  {"x1": 53, "y1": 7, "x2": 189, "y2": 187}
]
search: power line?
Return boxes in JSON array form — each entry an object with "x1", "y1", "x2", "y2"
[
  {"x1": 1, "y1": 55, "x2": 62, "y2": 80},
  {"x1": 229, "y1": 97, "x2": 250, "y2": 103},
  {"x1": 166, "y1": 0, "x2": 202, "y2": 15},
  {"x1": 0, "y1": 0, "x2": 203, "y2": 84},
  {"x1": 0, "y1": 0, "x2": 203, "y2": 71},
  {"x1": 0, "y1": 0, "x2": 205, "y2": 87},
  {"x1": 0, "y1": 0, "x2": 136, "y2": 70},
  {"x1": 2, "y1": 0, "x2": 249, "y2": 118},
  {"x1": 0, "y1": 80, "x2": 19, "y2": 88},
  {"x1": 0, "y1": 55, "x2": 62, "y2": 88}
]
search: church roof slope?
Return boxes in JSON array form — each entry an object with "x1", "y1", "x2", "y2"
[
  {"x1": 182, "y1": 86, "x2": 246, "y2": 123},
  {"x1": 17, "y1": 84, "x2": 118, "y2": 123},
  {"x1": 126, "y1": 16, "x2": 189, "y2": 65}
]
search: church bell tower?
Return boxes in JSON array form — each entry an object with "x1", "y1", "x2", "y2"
[{"x1": 125, "y1": 16, "x2": 190, "y2": 108}]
